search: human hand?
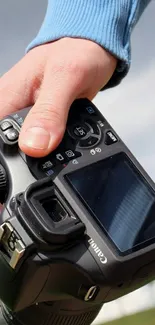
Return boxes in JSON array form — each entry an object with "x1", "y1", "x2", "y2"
[{"x1": 0, "y1": 38, "x2": 117, "y2": 157}]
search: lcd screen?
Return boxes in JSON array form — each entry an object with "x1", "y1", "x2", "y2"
[{"x1": 65, "y1": 153, "x2": 155, "y2": 254}]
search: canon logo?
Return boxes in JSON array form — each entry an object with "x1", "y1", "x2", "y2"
[{"x1": 88, "y1": 238, "x2": 107, "y2": 264}]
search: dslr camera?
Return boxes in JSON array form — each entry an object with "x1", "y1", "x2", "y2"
[{"x1": 0, "y1": 99, "x2": 154, "y2": 325}]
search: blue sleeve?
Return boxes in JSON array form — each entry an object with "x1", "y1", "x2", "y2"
[{"x1": 26, "y1": 0, "x2": 151, "y2": 88}]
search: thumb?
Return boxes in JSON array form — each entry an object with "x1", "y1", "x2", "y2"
[{"x1": 19, "y1": 66, "x2": 79, "y2": 157}]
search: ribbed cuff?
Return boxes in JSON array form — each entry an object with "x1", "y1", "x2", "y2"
[{"x1": 26, "y1": 0, "x2": 146, "y2": 88}]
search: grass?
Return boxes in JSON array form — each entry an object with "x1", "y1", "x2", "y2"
[{"x1": 100, "y1": 308, "x2": 155, "y2": 325}]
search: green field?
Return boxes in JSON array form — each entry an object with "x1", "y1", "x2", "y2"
[{"x1": 101, "y1": 308, "x2": 155, "y2": 325}]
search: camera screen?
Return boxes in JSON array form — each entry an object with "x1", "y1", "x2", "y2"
[{"x1": 65, "y1": 153, "x2": 155, "y2": 254}]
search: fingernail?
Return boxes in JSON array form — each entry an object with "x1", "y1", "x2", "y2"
[{"x1": 22, "y1": 127, "x2": 50, "y2": 150}]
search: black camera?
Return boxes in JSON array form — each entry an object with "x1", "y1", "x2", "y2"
[{"x1": 0, "y1": 98, "x2": 155, "y2": 325}]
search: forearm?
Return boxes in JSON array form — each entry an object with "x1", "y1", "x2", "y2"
[{"x1": 27, "y1": 0, "x2": 151, "y2": 88}]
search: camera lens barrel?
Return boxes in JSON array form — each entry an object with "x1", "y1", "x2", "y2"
[{"x1": 2, "y1": 301, "x2": 103, "y2": 325}]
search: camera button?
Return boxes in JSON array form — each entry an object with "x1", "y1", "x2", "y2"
[
  {"x1": 64, "y1": 150, "x2": 81, "y2": 161},
  {"x1": 65, "y1": 149, "x2": 76, "y2": 159},
  {"x1": 0, "y1": 121, "x2": 12, "y2": 131},
  {"x1": 79, "y1": 136, "x2": 98, "y2": 148},
  {"x1": 73, "y1": 125, "x2": 88, "y2": 138},
  {"x1": 85, "y1": 119, "x2": 100, "y2": 136},
  {"x1": 55, "y1": 152, "x2": 66, "y2": 163},
  {"x1": 69, "y1": 122, "x2": 90, "y2": 140},
  {"x1": 85, "y1": 105, "x2": 97, "y2": 115},
  {"x1": 6, "y1": 128, "x2": 19, "y2": 142},
  {"x1": 40, "y1": 159, "x2": 55, "y2": 172},
  {"x1": 105, "y1": 131, "x2": 118, "y2": 145}
]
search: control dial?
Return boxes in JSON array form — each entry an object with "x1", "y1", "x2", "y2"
[
  {"x1": 0, "y1": 164, "x2": 8, "y2": 204},
  {"x1": 68, "y1": 120, "x2": 102, "y2": 148}
]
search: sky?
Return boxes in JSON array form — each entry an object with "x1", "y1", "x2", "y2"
[{"x1": 0, "y1": 1, "x2": 155, "y2": 324}]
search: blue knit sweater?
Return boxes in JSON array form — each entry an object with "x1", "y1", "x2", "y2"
[{"x1": 27, "y1": 0, "x2": 151, "y2": 88}]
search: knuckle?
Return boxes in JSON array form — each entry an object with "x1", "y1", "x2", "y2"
[
  {"x1": 46, "y1": 54, "x2": 90, "y2": 94},
  {"x1": 60, "y1": 58, "x2": 90, "y2": 92},
  {"x1": 65, "y1": 59, "x2": 89, "y2": 78},
  {"x1": 51, "y1": 57, "x2": 89, "y2": 82}
]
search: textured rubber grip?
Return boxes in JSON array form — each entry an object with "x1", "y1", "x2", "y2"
[{"x1": 2, "y1": 301, "x2": 103, "y2": 325}]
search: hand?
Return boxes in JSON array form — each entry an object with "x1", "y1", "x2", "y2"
[{"x1": 0, "y1": 38, "x2": 117, "y2": 157}]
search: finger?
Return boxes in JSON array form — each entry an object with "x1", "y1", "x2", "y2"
[
  {"x1": 19, "y1": 63, "x2": 81, "y2": 157},
  {"x1": 0, "y1": 51, "x2": 45, "y2": 118}
]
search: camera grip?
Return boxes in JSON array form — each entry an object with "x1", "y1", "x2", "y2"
[{"x1": 2, "y1": 301, "x2": 103, "y2": 325}]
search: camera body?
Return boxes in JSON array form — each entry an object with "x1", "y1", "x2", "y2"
[{"x1": 0, "y1": 99, "x2": 155, "y2": 325}]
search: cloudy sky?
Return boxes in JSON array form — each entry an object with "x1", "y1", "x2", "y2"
[
  {"x1": 0, "y1": 1, "x2": 155, "y2": 324},
  {"x1": 94, "y1": 1, "x2": 155, "y2": 180}
]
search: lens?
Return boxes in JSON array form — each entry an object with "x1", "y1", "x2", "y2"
[{"x1": 2, "y1": 301, "x2": 103, "y2": 325}]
